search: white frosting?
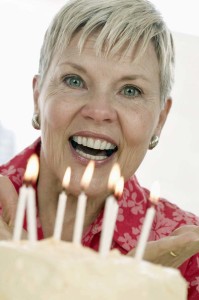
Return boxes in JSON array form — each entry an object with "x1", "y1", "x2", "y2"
[{"x1": 0, "y1": 238, "x2": 187, "y2": 300}]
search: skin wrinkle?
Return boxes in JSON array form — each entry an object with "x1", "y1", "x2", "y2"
[
  {"x1": 45, "y1": 32, "x2": 161, "y2": 101},
  {"x1": 38, "y1": 36, "x2": 162, "y2": 180},
  {"x1": 32, "y1": 30, "x2": 171, "y2": 239},
  {"x1": 52, "y1": 51, "x2": 161, "y2": 104}
]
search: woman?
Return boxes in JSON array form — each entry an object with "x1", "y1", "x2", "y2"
[{"x1": 0, "y1": 0, "x2": 199, "y2": 298}]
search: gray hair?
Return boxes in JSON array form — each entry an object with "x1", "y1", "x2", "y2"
[{"x1": 39, "y1": 0, "x2": 175, "y2": 103}]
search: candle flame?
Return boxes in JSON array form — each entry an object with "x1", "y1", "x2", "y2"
[
  {"x1": 80, "y1": 161, "x2": 95, "y2": 190},
  {"x1": 108, "y1": 163, "x2": 121, "y2": 191},
  {"x1": 24, "y1": 154, "x2": 39, "y2": 183},
  {"x1": 115, "y1": 176, "x2": 124, "y2": 198},
  {"x1": 62, "y1": 167, "x2": 71, "y2": 189},
  {"x1": 149, "y1": 181, "x2": 160, "y2": 205}
]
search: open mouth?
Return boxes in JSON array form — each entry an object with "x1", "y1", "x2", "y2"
[{"x1": 69, "y1": 136, "x2": 118, "y2": 161}]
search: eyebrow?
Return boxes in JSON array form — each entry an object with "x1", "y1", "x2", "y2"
[
  {"x1": 119, "y1": 75, "x2": 149, "y2": 82},
  {"x1": 58, "y1": 62, "x2": 88, "y2": 74},
  {"x1": 59, "y1": 61, "x2": 149, "y2": 82}
]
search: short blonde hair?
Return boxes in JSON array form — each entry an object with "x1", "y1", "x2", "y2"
[{"x1": 39, "y1": 0, "x2": 175, "y2": 103}]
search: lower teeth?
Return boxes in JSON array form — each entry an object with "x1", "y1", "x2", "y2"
[{"x1": 76, "y1": 149, "x2": 107, "y2": 160}]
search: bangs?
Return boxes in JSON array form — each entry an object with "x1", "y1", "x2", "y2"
[{"x1": 39, "y1": 0, "x2": 174, "y2": 102}]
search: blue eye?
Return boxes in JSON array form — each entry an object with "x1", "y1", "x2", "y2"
[
  {"x1": 121, "y1": 85, "x2": 141, "y2": 98},
  {"x1": 63, "y1": 75, "x2": 84, "y2": 88}
]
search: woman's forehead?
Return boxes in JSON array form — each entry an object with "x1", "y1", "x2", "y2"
[
  {"x1": 47, "y1": 35, "x2": 160, "y2": 93},
  {"x1": 55, "y1": 30, "x2": 158, "y2": 66}
]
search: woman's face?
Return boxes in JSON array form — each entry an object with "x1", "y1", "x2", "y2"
[{"x1": 33, "y1": 32, "x2": 170, "y2": 198}]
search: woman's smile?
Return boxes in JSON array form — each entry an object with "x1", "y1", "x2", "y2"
[{"x1": 69, "y1": 133, "x2": 118, "y2": 163}]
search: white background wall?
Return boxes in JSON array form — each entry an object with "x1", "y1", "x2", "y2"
[
  {"x1": 137, "y1": 32, "x2": 199, "y2": 214},
  {"x1": 0, "y1": 0, "x2": 198, "y2": 214}
]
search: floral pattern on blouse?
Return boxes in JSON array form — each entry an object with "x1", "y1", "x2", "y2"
[{"x1": 0, "y1": 137, "x2": 199, "y2": 300}]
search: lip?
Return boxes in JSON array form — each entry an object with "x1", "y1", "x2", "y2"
[{"x1": 68, "y1": 131, "x2": 118, "y2": 166}]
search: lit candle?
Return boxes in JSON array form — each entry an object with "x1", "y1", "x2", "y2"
[
  {"x1": 12, "y1": 185, "x2": 27, "y2": 241},
  {"x1": 26, "y1": 186, "x2": 37, "y2": 242},
  {"x1": 99, "y1": 163, "x2": 124, "y2": 257},
  {"x1": 135, "y1": 181, "x2": 160, "y2": 261},
  {"x1": 72, "y1": 161, "x2": 95, "y2": 245},
  {"x1": 53, "y1": 167, "x2": 71, "y2": 240},
  {"x1": 13, "y1": 154, "x2": 39, "y2": 242},
  {"x1": 107, "y1": 163, "x2": 121, "y2": 191}
]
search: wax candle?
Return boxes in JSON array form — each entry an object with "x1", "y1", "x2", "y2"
[
  {"x1": 72, "y1": 161, "x2": 95, "y2": 245},
  {"x1": 53, "y1": 167, "x2": 71, "y2": 240},
  {"x1": 135, "y1": 181, "x2": 160, "y2": 261},
  {"x1": 13, "y1": 154, "x2": 39, "y2": 242},
  {"x1": 99, "y1": 164, "x2": 124, "y2": 257},
  {"x1": 26, "y1": 186, "x2": 37, "y2": 242},
  {"x1": 13, "y1": 185, "x2": 28, "y2": 241},
  {"x1": 108, "y1": 162, "x2": 121, "y2": 191},
  {"x1": 72, "y1": 190, "x2": 87, "y2": 245},
  {"x1": 99, "y1": 194, "x2": 119, "y2": 257}
]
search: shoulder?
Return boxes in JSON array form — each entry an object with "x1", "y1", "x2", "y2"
[
  {"x1": 157, "y1": 197, "x2": 199, "y2": 226},
  {"x1": 121, "y1": 176, "x2": 199, "y2": 240},
  {"x1": 0, "y1": 138, "x2": 41, "y2": 193},
  {"x1": 123, "y1": 176, "x2": 199, "y2": 225},
  {"x1": 149, "y1": 195, "x2": 199, "y2": 241}
]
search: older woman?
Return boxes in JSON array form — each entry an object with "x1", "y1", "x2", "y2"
[{"x1": 0, "y1": 0, "x2": 199, "y2": 298}]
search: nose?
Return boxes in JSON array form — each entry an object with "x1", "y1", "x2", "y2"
[{"x1": 80, "y1": 95, "x2": 117, "y2": 123}]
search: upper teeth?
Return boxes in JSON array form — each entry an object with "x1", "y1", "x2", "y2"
[{"x1": 72, "y1": 136, "x2": 116, "y2": 150}]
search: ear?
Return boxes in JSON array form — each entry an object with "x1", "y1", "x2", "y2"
[
  {"x1": 32, "y1": 75, "x2": 41, "y2": 113},
  {"x1": 155, "y1": 97, "x2": 172, "y2": 137}
]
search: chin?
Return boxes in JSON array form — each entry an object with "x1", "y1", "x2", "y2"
[{"x1": 67, "y1": 178, "x2": 108, "y2": 200}]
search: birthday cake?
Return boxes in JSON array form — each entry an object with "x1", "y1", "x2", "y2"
[{"x1": 0, "y1": 238, "x2": 187, "y2": 300}]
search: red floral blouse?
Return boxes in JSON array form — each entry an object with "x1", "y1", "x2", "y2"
[{"x1": 0, "y1": 138, "x2": 199, "y2": 299}]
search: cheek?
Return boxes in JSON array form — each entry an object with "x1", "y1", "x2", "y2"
[
  {"x1": 123, "y1": 109, "x2": 155, "y2": 146},
  {"x1": 119, "y1": 109, "x2": 157, "y2": 178},
  {"x1": 39, "y1": 101, "x2": 70, "y2": 177},
  {"x1": 42, "y1": 100, "x2": 68, "y2": 130}
]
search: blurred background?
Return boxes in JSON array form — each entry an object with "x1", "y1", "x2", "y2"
[{"x1": 0, "y1": 0, "x2": 199, "y2": 214}]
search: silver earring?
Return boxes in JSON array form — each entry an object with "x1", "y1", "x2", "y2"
[
  {"x1": 149, "y1": 135, "x2": 159, "y2": 150},
  {"x1": 32, "y1": 113, "x2": 40, "y2": 130}
]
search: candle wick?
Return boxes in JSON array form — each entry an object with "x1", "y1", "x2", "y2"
[
  {"x1": 80, "y1": 187, "x2": 85, "y2": 193},
  {"x1": 109, "y1": 189, "x2": 119, "y2": 201},
  {"x1": 108, "y1": 188, "x2": 114, "y2": 195},
  {"x1": 62, "y1": 187, "x2": 67, "y2": 193},
  {"x1": 23, "y1": 180, "x2": 32, "y2": 187},
  {"x1": 114, "y1": 193, "x2": 120, "y2": 202},
  {"x1": 149, "y1": 201, "x2": 157, "y2": 208}
]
